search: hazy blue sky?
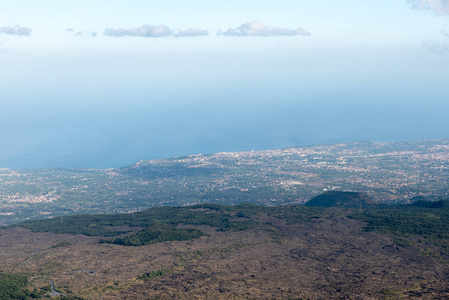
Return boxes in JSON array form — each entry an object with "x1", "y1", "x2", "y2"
[{"x1": 1, "y1": 0, "x2": 449, "y2": 168}]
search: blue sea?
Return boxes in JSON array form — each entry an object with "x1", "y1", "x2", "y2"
[{"x1": 0, "y1": 95, "x2": 447, "y2": 169}]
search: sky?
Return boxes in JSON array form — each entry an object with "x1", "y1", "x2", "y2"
[{"x1": 0, "y1": 0, "x2": 449, "y2": 168}]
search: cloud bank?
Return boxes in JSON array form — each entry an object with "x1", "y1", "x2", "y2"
[
  {"x1": 104, "y1": 25, "x2": 173, "y2": 37},
  {"x1": 218, "y1": 21, "x2": 310, "y2": 37},
  {"x1": 0, "y1": 25, "x2": 31, "y2": 36},
  {"x1": 407, "y1": 0, "x2": 449, "y2": 14},
  {"x1": 176, "y1": 28, "x2": 209, "y2": 37},
  {"x1": 104, "y1": 25, "x2": 209, "y2": 38}
]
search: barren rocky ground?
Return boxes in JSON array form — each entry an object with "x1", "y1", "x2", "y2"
[{"x1": 1, "y1": 211, "x2": 448, "y2": 299}]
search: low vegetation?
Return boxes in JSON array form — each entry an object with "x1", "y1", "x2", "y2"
[{"x1": 140, "y1": 269, "x2": 169, "y2": 281}]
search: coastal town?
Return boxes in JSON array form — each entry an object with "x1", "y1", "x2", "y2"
[{"x1": 0, "y1": 139, "x2": 448, "y2": 225}]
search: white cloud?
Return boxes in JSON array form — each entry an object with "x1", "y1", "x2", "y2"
[
  {"x1": 424, "y1": 40, "x2": 449, "y2": 53},
  {"x1": 66, "y1": 28, "x2": 98, "y2": 37},
  {"x1": 407, "y1": 0, "x2": 449, "y2": 15},
  {"x1": 0, "y1": 25, "x2": 31, "y2": 36},
  {"x1": 423, "y1": 31, "x2": 449, "y2": 53},
  {"x1": 176, "y1": 28, "x2": 208, "y2": 37},
  {"x1": 218, "y1": 21, "x2": 310, "y2": 37},
  {"x1": 104, "y1": 25, "x2": 173, "y2": 38}
]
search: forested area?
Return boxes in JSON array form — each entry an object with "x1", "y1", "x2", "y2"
[
  {"x1": 10, "y1": 199, "x2": 449, "y2": 252},
  {"x1": 102, "y1": 222, "x2": 205, "y2": 246},
  {"x1": 351, "y1": 202, "x2": 449, "y2": 263},
  {"x1": 0, "y1": 272, "x2": 36, "y2": 299},
  {"x1": 352, "y1": 204, "x2": 449, "y2": 239},
  {"x1": 8, "y1": 203, "x2": 331, "y2": 247}
]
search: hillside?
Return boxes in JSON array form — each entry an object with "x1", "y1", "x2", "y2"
[
  {"x1": 408, "y1": 196, "x2": 449, "y2": 208},
  {"x1": 305, "y1": 191, "x2": 376, "y2": 208},
  {"x1": 2, "y1": 202, "x2": 449, "y2": 299}
]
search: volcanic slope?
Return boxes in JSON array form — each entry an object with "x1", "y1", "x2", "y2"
[{"x1": 1, "y1": 202, "x2": 449, "y2": 299}]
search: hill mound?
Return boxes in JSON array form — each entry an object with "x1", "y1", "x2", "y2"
[
  {"x1": 409, "y1": 196, "x2": 449, "y2": 208},
  {"x1": 305, "y1": 191, "x2": 376, "y2": 208}
]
